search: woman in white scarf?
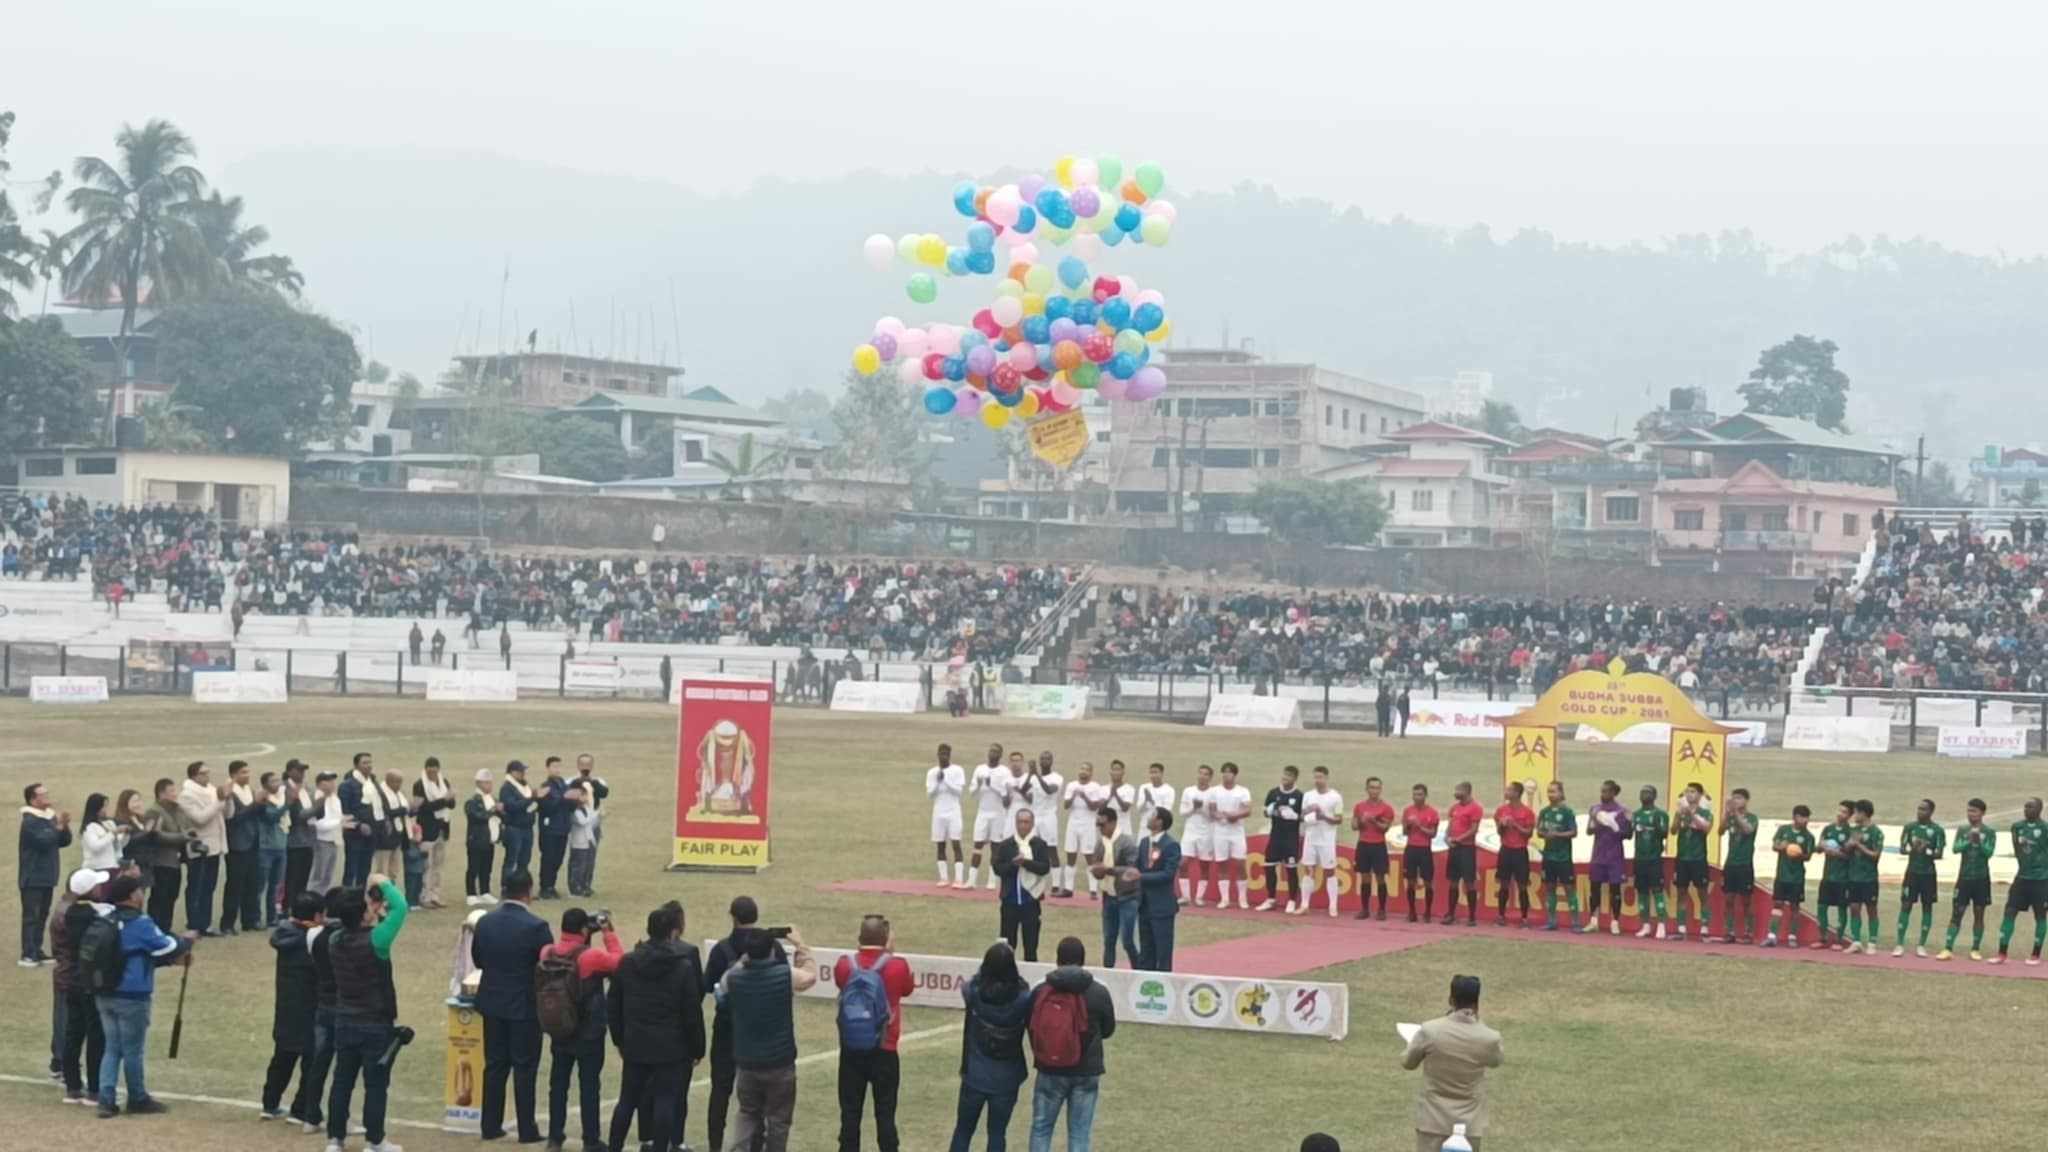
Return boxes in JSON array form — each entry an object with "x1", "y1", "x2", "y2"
[{"x1": 79, "y1": 793, "x2": 122, "y2": 870}]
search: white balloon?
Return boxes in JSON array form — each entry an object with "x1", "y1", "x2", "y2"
[
  {"x1": 1143, "y1": 199, "x2": 1177, "y2": 223},
  {"x1": 874, "y1": 315, "x2": 906, "y2": 338},
  {"x1": 1070, "y1": 232, "x2": 1105, "y2": 262},
  {"x1": 1115, "y1": 276, "x2": 1139, "y2": 300},
  {"x1": 897, "y1": 328, "x2": 929, "y2": 359},
  {"x1": 896, "y1": 358, "x2": 923, "y2": 386},
  {"x1": 1134, "y1": 289, "x2": 1166, "y2": 309},
  {"x1": 863, "y1": 233, "x2": 896, "y2": 270},
  {"x1": 1072, "y1": 159, "x2": 1099, "y2": 188},
  {"x1": 990, "y1": 296, "x2": 1024, "y2": 327},
  {"x1": 987, "y1": 186, "x2": 1022, "y2": 227},
  {"x1": 1008, "y1": 241, "x2": 1040, "y2": 267}
]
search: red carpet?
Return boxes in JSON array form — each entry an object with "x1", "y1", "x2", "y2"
[{"x1": 822, "y1": 877, "x2": 2048, "y2": 982}]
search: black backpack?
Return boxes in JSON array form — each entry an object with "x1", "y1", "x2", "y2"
[
  {"x1": 77, "y1": 912, "x2": 127, "y2": 996},
  {"x1": 970, "y1": 995, "x2": 1026, "y2": 1061}
]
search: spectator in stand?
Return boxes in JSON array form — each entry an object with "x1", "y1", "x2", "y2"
[
  {"x1": 324, "y1": 875, "x2": 409, "y2": 1152},
  {"x1": 540, "y1": 906, "x2": 624, "y2": 1152},
  {"x1": 19, "y1": 781, "x2": 74, "y2": 965},
  {"x1": 472, "y1": 868, "x2": 554, "y2": 1144},
  {"x1": 54, "y1": 867, "x2": 110, "y2": 1106},
  {"x1": 1026, "y1": 936, "x2": 1116, "y2": 1152},
  {"x1": 949, "y1": 941, "x2": 1032, "y2": 1152},
  {"x1": 262, "y1": 891, "x2": 321, "y2": 1123},
  {"x1": 95, "y1": 873, "x2": 193, "y2": 1119},
  {"x1": 720, "y1": 925, "x2": 819, "y2": 1152},
  {"x1": 703, "y1": 897, "x2": 783, "y2": 1152},
  {"x1": 603, "y1": 900, "x2": 703, "y2": 1152},
  {"x1": 833, "y1": 914, "x2": 915, "y2": 1152}
]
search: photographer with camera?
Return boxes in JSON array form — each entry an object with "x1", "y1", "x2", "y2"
[
  {"x1": 324, "y1": 873, "x2": 409, "y2": 1152},
  {"x1": 537, "y1": 906, "x2": 622, "y2": 1152}
]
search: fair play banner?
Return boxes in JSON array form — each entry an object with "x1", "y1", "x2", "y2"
[
  {"x1": 771, "y1": 944, "x2": 1348, "y2": 1042},
  {"x1": 674, "y1": 679, "x2": 774, "y2": 870}
]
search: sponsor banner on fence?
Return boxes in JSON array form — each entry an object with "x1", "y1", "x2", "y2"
[
  {"x1": 674, "y1": 679, "x2": 774, "y2": 869},
  {"x1": 1404, "y1": 700, "x2": 1518, "y2": 739},
  {"x1": 191, "y1": 669, "x2": 288, "y2": 704},
  {"x1": 1002, "y1": 684, "x2": 1091, "y2": 721},
  {"x1": 564, "y1": 660, "x2": 623, "y2": 693},
  {"x1": 828, "y1": 680, "x2": 922, "y2": 714},
  {"x1": 1914, "y1": 698, "x2": 2015, "y2": 727},
  {"x1": 29, "y1": 675, "x2": 108, "y2": 704},
  {"x1": 1782, "y1": 715, "x2": 1892, "y2": 754},
  {"x1": 776, "y1": 944, "x2": 1347, "y2": 1041},
  {"x1": 1936, "y1": 725, "x2": 2030, "y2": 759},
  {"x1": 1203, "y1": 693, "x2": 1302, "y2": 730},
  {"x1": 425, "y1": 669, "x2": 519, "y2": 703}
]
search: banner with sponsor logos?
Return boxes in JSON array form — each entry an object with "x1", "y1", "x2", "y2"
[
  {"x1": 29, "y1": 675, "x2": 108, "y2": 704},
  {"x1": 1665, "y1": 730, "x2": 1728, "y2": 867},
  {"x1": 1936, "y1": 725, "x2": 2030, "y2": 759},
  {"x1": 829, "y1": 680, "x2": 922, "y2": 714},
  {"x1": 1002, "y1": 684, "x2": 1092, "y2": 721},
  {"x1": 192, "y1": 669, "x2": 289, "y2": 704},
  {"x1": 1403, "y1": 700, "x2": 1518, "y2": 739},
  {"x1": 563, "y1": 659, "x2": 624, "y2": 693},
  {"x1": 425, "y1": 669, "x2": 519, "y2": 702},
  {"x1": 1782, "y1": 715, "x2": 1891, "y2": 754},
  {"x1": 781, "y1": 944, "x2": 1348, "y2": 1041},
  {"x1": 1203, "y1": 692, "x2": 1303, "y2": 729},
  {"x1": 674, "y1": 679, "x2": 774, "y2": 870}
]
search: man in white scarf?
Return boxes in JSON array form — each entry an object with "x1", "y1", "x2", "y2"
[
  {"x1": 412, "y1": 757, "x2": 456, "y2": 909},
  {"x1": 338, "y1": 752, "x2": 380, "y2": 888},
  {"x1": 310, "y1": 772, "x2": 344, "y2": 894},
  {"x1": 372, "y1": 770, "x2": 409, "y2": 881},
  {"x1": 176, "y1": 761, "x2": 229, "y2": 936}
]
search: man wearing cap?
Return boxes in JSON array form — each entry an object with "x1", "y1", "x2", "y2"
[
  {"x1": 498, "y1": 761, "x2": 538, "y2": 888},
  {"x1": 54, "y1": 867, "x2": 111, "y2": 1104}
]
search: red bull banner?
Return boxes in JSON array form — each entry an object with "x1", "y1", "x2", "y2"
[{"x1": 673, "y1": 679, "x2": 774, "y2": 870}]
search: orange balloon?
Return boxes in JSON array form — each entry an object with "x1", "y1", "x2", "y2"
[
  {"x1": 1007, "y1": 261, "x2": 1032, "y2": 282},
  {"x1": 1120, "y1": 179, "x2": 1147, "y2": 205},
  {"x1": 1001, "y1": 325, "x2": 1025, "y2": 344},
  {"x1": 967, "y1": 373, "x2": 986, "y2": 388},
  {"x1": 1052, "y1": 340, "x2": 1083, "y2": 371},
  {"x1": 974, "y1": 188, "x2": 993, "y2": 217}
]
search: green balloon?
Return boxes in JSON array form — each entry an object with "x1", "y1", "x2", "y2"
[
  {"x1": 1114, "y1": 330, "x2": 1145, "y2": 358},
  {"x1": 1070, "y1": 362, "x2": 1101, "y2": 389},
  {"x1": 1096, "y1": 155, "x2": 1123, "y2": 188},
  {"x1": 1139, "y1": 214, "x2": 1171, "y2": 245},
  {"x1": 1134, "y1": 162, "x2": 1165, "y2": 197},
  {"x1": 906, "y1": 273, "x2": 937, "y2": 304}
]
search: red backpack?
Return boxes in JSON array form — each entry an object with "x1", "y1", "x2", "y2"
[{"x1": 1028, "y1": 987, "x2": 1090, "y2": 1068}]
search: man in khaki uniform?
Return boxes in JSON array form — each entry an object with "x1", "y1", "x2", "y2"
[{"x1": 1401, "y1": 974, "x2": 1504, "y2": 1151}]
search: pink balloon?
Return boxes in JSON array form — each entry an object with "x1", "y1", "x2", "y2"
[
  {"x1": 1072, "y1": 159, "x2": 1099, "y2": 188},
  {"x1": 990, "y1": 296, "x2": 1024, "y2": 327},
  {"x1": 1051, "y1": 379, "x2": 1080, "y2": 408},
  {"x1": 1070, "y1": 232, "x2": 1104, "y2": 262},
  {"x1": 931, "y1": 326, "x2": 963, "y2": 356},
  {"x1": 1007, "y1": 241, "x2": 1040, "y2": 267},
  {"x1": 874, "y1": 316, "x2": 906, "y2": 338},
  {"x1": 1006, "y1": 342, "x2": 1038, "y2": 370},
  {"x1": 1115, "y1": 276, "x2": 1138, "y2": 300},
  {"x1": 1126, "y1": 365, "x2": 1167, "y2": 402},
  {"x1": 1096, "y1": 374, "x2": 1129, "y2": 401},
  {"x1": 897, "y1": 328, "x2": 929, "y2": 359},
  {"x1": 895, "y1": 359, "x2": 923, "y2": 386},
  {"x1": 1018, "y1": 173, "x2": 1047, "y2": 204},
  {"x1": 986, "y1": 186, "x2": 1022, "y2": 227},
  {"x1": 1143, "y1": 199, "x2": 1177, "y2": 223},
  {"x1": 1133, "y1": 289, "x2": 1166, "y2": 309}
]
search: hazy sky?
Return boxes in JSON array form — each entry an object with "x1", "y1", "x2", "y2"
[{"x1": 9, "y1": 0, "x2": 2048, "y2": 256}]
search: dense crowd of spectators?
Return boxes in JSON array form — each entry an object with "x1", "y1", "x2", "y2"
[
  {"x1": 1809, "y1": 513, "x2": 2048, "y2": 692},
  {"x1": 1088, "y1": 587, "x2": 1819, "y2": 702},
  {"x1": 1, "y1": 495, "x2": 1073, "y2": 661}
]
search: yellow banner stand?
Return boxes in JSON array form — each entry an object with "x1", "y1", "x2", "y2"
[
  {"x1": 1507, "y1": 658, "x2": 1742, "y2": 739},
  {"x1": 443, "y1": 999, "x2": 484, "y2": 1133},
  {"x1": 1501, "y1": 723, "x2": 1557, "y2": 801},
  {"x1": 1666, "y1": 729, "x2": 1729, "y2": 868}
]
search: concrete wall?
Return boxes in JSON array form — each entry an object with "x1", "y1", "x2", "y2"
[{"x1": 291, "y1": 484, "x2": 1813, "y2": 603}]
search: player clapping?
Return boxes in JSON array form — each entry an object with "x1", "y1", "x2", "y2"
[
  {"x1": 1209, "y1": 763, "x2": 1253, "y2": 910},
  {"x1": 1133, "y1": 763, "x2": 1178, "y2": 902},
  {"x1": 1058, "y1": 763, "x2": 1109, "y2": 898},
  {"x1": 1492, "y1": 783, "x2": 1536, "y2": 927},
  {"x1": 1180, "y1": 765, "x2": 1216, "y2": 906},
  {"x1": 1299, "y1": 767, "x2": 1344, "y2": 918},
  {"x1": 925, "y1": 743, "x2": 967, "y2": 887},
  {"x1": 1400, "y1": 784, "x2": 1441, "y2": 923},
  {"x1": 1351, "y1": 777, "x2": 1395, "y2": 921},
  {"x1": 966, "y1": 744, "x2": 1012, "y2": 890}
]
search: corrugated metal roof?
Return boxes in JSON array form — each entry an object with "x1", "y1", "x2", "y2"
[{"x1": 571, "y1": 390, "x2": 781, "y2": 425}]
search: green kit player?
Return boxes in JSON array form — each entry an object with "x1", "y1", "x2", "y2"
[
  {"x1": 1714, "y1": 788, "x2": 1759, "y2": 944},
  {"x1": 1631, "y1": 785, "x2": 1671, "y2": 940},
  {"x1": 1763, "y1": 805, "x2": 1815, "y2": 948},
  {"x1": 1991, "y1": 796, "x2": 2048, "y2": 966},
  {"x1": 1671, "y1": 782, "x2": 1714, "y2": 940},
  {"x1": 1814, "y1": 800, "x2": 1855, "y2": 950},
  {"x1": 1893, "y1": 798, "x2": 1945, "y2": 958},
  {"x1": 1939, "y1": 798, "x2": 1996, "y2": 962},
  {"x1": 1843, "y1": 799, "x2": 1884, "y2": 955},
  {"x1": 1537, "y1": 780, "x2": 1580, "y2": 931}
]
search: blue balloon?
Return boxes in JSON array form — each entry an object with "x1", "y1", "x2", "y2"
[
  {"x1": 1036, "y1": 346, "x2": 1056, "y2": 372},
  {"x1": 1034, "y1": 188, "x2": 1069, "y2": 219},
  {"x1": 993, "y1": 339, "x2": 1011, "y2": 352},
  {"x1": 1021, "y1": 316, "x2": 1051, "y2": 344},
  {"x1": 1114, "y1": 203, "x2": 1143, "y2": 233},
  {"x1": 1100, "y1": 298, "x2": 1132, "y2": 329},
  {"x1": 1070, "y1": 300, "x2": 1098, "y2": 326},
  {"x1": 965, "y1": 249, "x2": 995, "y2": 274},
  {"x1": 953, "y1": 181, "x2": 979, "y2": 217},
  {"x1": 1108, "y1": 352, "x2": 1138, "y2": 380},
  {"x1": 1058, "y1": 256, "x2": 1088, "y2": 290},
  {"x1": 1049, "y1": 206, "x2": 1077, "y2": 230},
  {"x1": 945, "y1": 249, "x2": 970, "y2": 276},
  {"x1": 1013, "y1": 205, "x2": 1037, "y2": 233},
  {"x1": 1103, "y1": 227, "x2": 1125, "y2": 247},
  {"x1": 1042, "y1": 296, "x2": 1071, "y2": 321},
  {"x1": 997, "y1": 385, "x2": 1023, "y2": 407},
  {"x1": 1136, "y1": 345, "x2": 1151, "y2": 367},
  {"x1": 1126, "y1": 226, "x2": 1145, "y2": 246},
  {"x1": 923, "y1": 385, "x2": 957, "y2": 415},
  {"x1": 1132, "y1": 303, "x2": 1165, "y2": 333},
  {"x1": 965, "y1": 222, "x2": 996, "y2": 252},
  {"x1": 943, "y1": 356, "x2": 966, "y2": 382},
  {"x1": 959, "y1": 330, "x2": 987, "y2": 352}
]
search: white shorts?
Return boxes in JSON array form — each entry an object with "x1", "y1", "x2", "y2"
[
  {"x1": 930, "y1": 810, "x2": 963, "y2": 843},
  {"x1": 1301, "y1": 838, "x2": 1338, "y2": 869},
  {"x1": 1063, "y1": 821, "x2": 1099, "y2": 856},
  {"x1": 1212, "y1": 825, "x2": 1248, "y2": 861},
  {"x1": 972, "y1": 811, "x2": 1008, "y2": 844},
  {"x1": 1185, "y1": 826, "x2": 1216, "y2": 861}
]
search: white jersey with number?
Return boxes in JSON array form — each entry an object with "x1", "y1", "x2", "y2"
[
  {"x1": 969, "y1": 765, "x2": 1012, "y2": 842},
  {"x1": 926, "y1": 764, "x2": 966, "y2": 841},
  {"x1": 1301, "y1": 787, "x2": 1344, "y2": 867},
  {"x1": 1134, "y1": 783, "x2": 1176, "y2": 837}
]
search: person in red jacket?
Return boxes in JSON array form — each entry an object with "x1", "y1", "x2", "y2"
[
  {"x1": 832, "y1": 914, "x2": 914, "y2": 1152},
  {"x1": 1493, "y1": 782, "x2": 1537, "y2": 927},
  {"x1": 541, "y1": 907, "x2": 621, "y2": 1152}
]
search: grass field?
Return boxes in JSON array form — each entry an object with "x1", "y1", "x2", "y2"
[{"x1": 2, "y1": 697, "x2": 2045, "y2": 1152}]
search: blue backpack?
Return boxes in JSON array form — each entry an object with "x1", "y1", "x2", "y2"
[{"x1": 835, "y1": 953, "x2": 893, "y2": 1053}]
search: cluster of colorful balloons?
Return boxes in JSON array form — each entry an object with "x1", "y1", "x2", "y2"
[{"x1": 851, "y1": 155, "x2": 1177, "y2": 430}]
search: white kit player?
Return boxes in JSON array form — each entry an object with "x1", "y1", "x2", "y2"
[
  {"x1": 925, "y1": 742, "x2": 967, "y2": 887},
  {"x1": 1103, "y1": 759, "x2": 1138, "y2": 843},
  {"x1": 1001, "y1": 750, "x2": 1034, "y2": 838},
  {"x1": 1134, "y1": 762, "x2": 1177, "y2": 898},
  {"x1": 1026, "y1": 750, "x2": 1064, "y2": 863},
  {"x1": 1180, "y1": 763, "x2": 1217, "y2": 906},
  {"x1": 1059, "y1": 762, "x2": 1109, "y2": 898},
  {"x1": 1299, "y1": 765, "x2": 1345, "y2": 917},
  {"x1": 966, "y1": 743, "x2": 1012, "y2": 890},
  {"x1": 1209, "y1": 762, "x2": 1253, "y2": 910}
]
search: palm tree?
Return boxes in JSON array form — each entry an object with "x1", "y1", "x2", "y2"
[
  {"x1": 59, "y1": 119, "x2": 210, "y2": 438},
  {"x1": 187, "y1": 191, "x2": 303, "y2": 296},
  {"x1": 707, "y1": 432, "x2": 788, "y2": 502},
  {"x1": 1478, "y1": 398, "x2": 1524, "y2": 442},
  {"x1": 0, "y1": 111, "x2": 35, "y2": 317},
  {"x1": 33, "y1": 228, "x2": 70, "y2": 315}
]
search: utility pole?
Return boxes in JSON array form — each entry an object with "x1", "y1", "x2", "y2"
[
  {"x1": 1915, "y1": 435, "x2": 1926, "y2": 506},
  {"x1": 1174, "y1": 413, "x2": 1191, "y2": 532},
  {"x1": 1191, "y1": 418, "x2": 1210, "y2": 532}
]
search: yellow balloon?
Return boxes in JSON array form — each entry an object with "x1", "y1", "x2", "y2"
[
  {"x1": 852, "y1": 344, "x2": 881, "y2": 375},
  {"x1": 923, "y1": 234, "x2": 953, "y2": 267},
  {"x1": 995, "y1": 278, "x2": 1025, "y2": 299},
  {"x1": 1146, "y1": 319, "x2": 1172, "y2": 344},
  {"x1": 1043, "y1": 225, "x2": 1073, "y2": 246},
  {"x1": 1021, "y1": 292, "x2": 1046, "y2": 317},
  {"x1": 1054, "y1": 155, "x2": 1077, "y2": 189},
  {"x1": 1018, "y1": 391, "x2": 1041, "y2": 418},
  {"x1": 981, "y1": 402, "x2": 1012, "y2": 429}
]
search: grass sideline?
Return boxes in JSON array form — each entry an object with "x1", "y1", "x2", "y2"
[{"x1": 0, "y1": 697, "x2": 2043, "y2": 1152}]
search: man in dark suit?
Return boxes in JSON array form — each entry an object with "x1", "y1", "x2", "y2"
[
  {"x1": 992, "y1": 808, "x2": 1055, "y2": 962},
  {"x1": 1137, "y1": 806, "x2": 1183, "y2": 971},
  {"x1": 470, "y1": 867, "x2": 553, "y2": 1143}
]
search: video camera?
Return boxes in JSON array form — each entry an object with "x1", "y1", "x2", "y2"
[{"x1": 378, "y1": 1025, "x2": 416, "y2": 1068}]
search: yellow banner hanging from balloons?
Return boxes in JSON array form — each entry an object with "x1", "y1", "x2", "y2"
[{"x1": 1029, "y1": 409, "x2": 1090, "y2": 469}]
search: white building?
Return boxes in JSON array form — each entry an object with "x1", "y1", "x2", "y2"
[
  {"x1": 1317, "y1": 421, "x2": 1512, "y2": 546},
  {"x1": 8, "y1": 447, "x2": 291, "y2": 524}
]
